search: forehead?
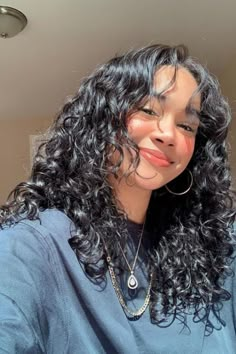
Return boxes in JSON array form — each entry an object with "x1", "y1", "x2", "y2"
[{"x1": 153, "y1": 66, "x2": 201, "y2": 110}]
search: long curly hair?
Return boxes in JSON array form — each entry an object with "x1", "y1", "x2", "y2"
[{"x1": 1, "y1": 44, "x2": 235, "y2": 328}]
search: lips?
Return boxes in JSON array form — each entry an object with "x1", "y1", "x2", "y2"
[{"x1": 139, "y1": 148, "x2": 173, "y2": 167}]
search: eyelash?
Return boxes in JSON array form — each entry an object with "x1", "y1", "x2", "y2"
[
  {"x1": 140, "y1": 108, "x2": 159, "y2": 116},
  {"x1": 177, "y1": 124, "x2": 195, "y2": 133}
]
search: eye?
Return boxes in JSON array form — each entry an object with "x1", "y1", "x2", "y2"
[
  {"x1": 178, "y1": 124, "x2": 195, "y2": 133},
  {"x1": 140, "y1": 107, "x2": 158, "y2": 116}
]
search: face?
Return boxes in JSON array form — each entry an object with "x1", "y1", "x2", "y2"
[{"x1": 117, "y1": 66, "x2": 201, "y2": 191}]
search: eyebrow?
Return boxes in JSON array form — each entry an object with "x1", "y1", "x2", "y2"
[
  {"x1": 186, "y1": 106, "x2": 201, "y2": 122},
  {"x1": 151, "y1": 92, "x2": 201, "y2": 123}
]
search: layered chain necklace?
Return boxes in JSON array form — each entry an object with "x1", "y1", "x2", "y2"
[
  {"x1": 106, "y1": 219, "x2": 153, "y2": 318},
  {"x1": 107, "y1": 257, "x2": 153, "y2": 318}
]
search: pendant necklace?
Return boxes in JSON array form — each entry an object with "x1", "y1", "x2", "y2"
[
  {"x1": 107, "y1": 256, "x2": 153, "y2": 318},
  {"x1": 118, "y1": 219, "x2": 145, "y2": 290}
]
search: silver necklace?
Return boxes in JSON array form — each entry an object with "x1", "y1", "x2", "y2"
[
  {"x1": 118, "y1": 219, "x2": 145, "y2": 290},
  {"x1": 107, "y1": 256, "x2": 153, "y2": 318}
]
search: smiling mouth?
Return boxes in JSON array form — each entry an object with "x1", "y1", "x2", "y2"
[{"x1": 139, "y1": 148, "x2": 173, "y2": 167}]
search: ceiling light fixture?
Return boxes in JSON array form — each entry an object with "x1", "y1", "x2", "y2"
[{"x1": 0, "y1": 6, "x2": 27, "y2": 39}]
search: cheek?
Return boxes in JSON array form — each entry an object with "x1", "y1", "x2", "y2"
[
  {"x1": 179, "y1": 136, "x2": 195, "y2": 159},
  {"x1": 127, "y1": 118, "x2": 150, "y2": 140}
]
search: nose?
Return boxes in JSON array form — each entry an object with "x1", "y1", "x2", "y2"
[{"x1": 151, "y1": 115, "x2": 176, "y2": 147}]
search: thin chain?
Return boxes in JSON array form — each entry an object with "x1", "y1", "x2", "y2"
[
  {"x1": 118, "y1": 219, "x2": 146, "y2": 273},
  {"x1": 107, "y1": 256, "x2": 153, "y2": 318}
]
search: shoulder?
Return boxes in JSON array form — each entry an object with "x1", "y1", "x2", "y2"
[
  {"x1": 0, "y1": 209, "x2": 72, "y2": 351},
  {"x1": 0, "y1": 208, "x2": 74, "y2": 316},
  {"x1": 0, "y1": 208, "x2": 74, "y2": 251},
  {"x1": 0, "y1": 209, "x2": 75, "y2": 297},
  {"x1": 0, "y1": 208, "x2": 75, "y2": 299}
]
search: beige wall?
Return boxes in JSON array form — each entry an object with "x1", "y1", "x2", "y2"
[
  {"x1": 220, "y1": 58, "x2": 236, "y2": 187},
  {"x1": 0, "y1": 118, "x2": 52, "y2": 205}
]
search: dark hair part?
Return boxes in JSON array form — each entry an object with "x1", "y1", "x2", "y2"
[{"x1": 1, "y1": 44, "x2": 235, "y2": 330}]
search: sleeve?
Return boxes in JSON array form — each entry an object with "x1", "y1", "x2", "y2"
[
  {"x1": 0, "y1": 224, "x2": 50, "y2": 354},
  {"x1": 0, "y1": 293, "x2": 41, "y2": 353}
]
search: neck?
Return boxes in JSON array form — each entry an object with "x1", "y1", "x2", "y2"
[{"x1": 110, "y1": 176, "x2": 152, "y2": 224}]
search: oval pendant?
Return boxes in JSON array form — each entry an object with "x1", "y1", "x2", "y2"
[{"x1": 127, "y1": 274, "x2": 138, "y2": 289}]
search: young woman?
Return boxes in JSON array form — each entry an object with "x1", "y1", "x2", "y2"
[{"x1": 0, "y1": 44, "x2": 235, "y2": 354}]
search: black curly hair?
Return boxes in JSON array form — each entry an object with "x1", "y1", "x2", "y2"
[{"x1": 1, "y1": 44, "x2": 235, "y2": 330}]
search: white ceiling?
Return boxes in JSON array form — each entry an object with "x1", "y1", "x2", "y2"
[{"x1": 1, "y1": 0, "x2": 236, "y2": 121}]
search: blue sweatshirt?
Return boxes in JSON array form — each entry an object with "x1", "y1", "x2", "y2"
[{"x1": 0, "y1": 209, "x2": 235, "y2": 353}]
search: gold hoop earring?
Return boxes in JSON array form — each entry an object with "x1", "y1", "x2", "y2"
[{"x1": 165, "y1": 169, "x2": 193, "y2": 196}]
